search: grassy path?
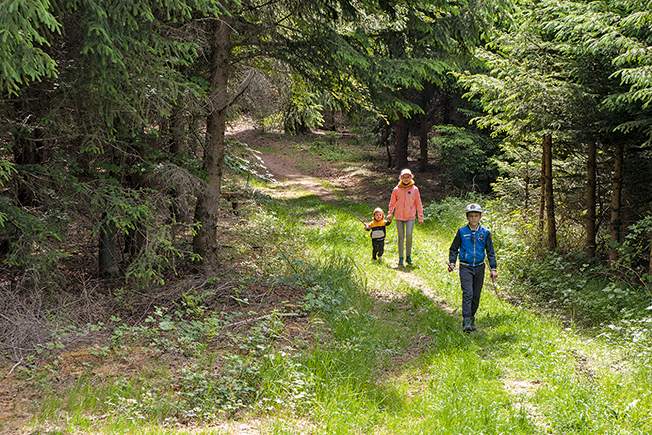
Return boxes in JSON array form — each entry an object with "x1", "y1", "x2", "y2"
[{"x1": 264, "y1": 190, "x2": 652, "y2": 435}]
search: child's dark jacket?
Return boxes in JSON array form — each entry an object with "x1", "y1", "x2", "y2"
[
  {"x1": 449, "y1": 225, "x2": 497, "y2": 269},
  {"x1": 366, "y1": 219, "x2": 391, "y2": 241}
]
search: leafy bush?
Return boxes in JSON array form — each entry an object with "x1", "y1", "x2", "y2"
[
  {"x1": 283, "y1": 87, "x2": 324, "y2": 135},
  {"x1": 430, "y1": 125, "x2": 500, "y2": 190},
  {"x1": 509, "y1": 251, "x2": 651, "y2": 325},
  {"x1": 0, "y1": 195, "x2": 70, "y2": 285}
]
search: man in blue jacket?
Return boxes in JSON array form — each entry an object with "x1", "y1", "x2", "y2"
[{"x1": 447, "y1": 203, "x2": 498, "y2": 332}]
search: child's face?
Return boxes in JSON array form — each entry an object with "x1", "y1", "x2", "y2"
[
  {"x1": 374, "y1": 211, "x2": 384, "y2": 220},
  {"x1": 400, "y1": 174, "x2": 412, "y2": 183},
  {"x1": 466, "y1": 212, "x2": 481, "y2": 226}
]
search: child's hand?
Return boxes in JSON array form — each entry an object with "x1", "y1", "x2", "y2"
[
  {"x1": 386, "y1": 217, "x2": 391, "y2": 223},
  {"x1": 364, "y1": 225, "x2": 369, "y2": 231}
]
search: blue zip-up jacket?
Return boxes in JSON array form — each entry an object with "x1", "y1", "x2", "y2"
[{"x1": 449, "y1": 225, "x2": 497, "y2": 269}]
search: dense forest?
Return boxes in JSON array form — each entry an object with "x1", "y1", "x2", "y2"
[
  {"x1": 3, "y1": 0, "x2": 652, "y2": 433},
  {"x1": 5, "y1": 0, "x2": 652, "y2": 290}
]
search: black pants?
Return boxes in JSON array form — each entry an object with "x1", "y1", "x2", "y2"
[
  {"x1": 372, "y1": 239, "x2": 385, "y2": 259},
  {"x1": 459, "y1": 263, "x2": 485, "y2": 318}
]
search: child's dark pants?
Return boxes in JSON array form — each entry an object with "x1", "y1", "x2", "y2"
[
  {"x1": 459, "y1": 263, "x2": 485, "y2": 318},
  {"x1": 372, "y1": 239, "x2": 385, "y2": 259}
]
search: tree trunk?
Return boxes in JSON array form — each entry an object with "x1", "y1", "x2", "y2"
[
  {"x1": 99, "y1": 215, "x2": 120, "y2": 278},
  {"x1": 13, "y1": 127, "x2": 43, "y2": 206},
  {"x1": 381, "y1": 121, "x2": 392, "y2": 168},
  {"x1": 648, "y1": 233, "x2": 652, "y2": 277},
  {"x1": 395, "y1": 113, "x2": 409, "y2": 169},
  {"x1": 586, "y1": 140, "x2": 597, "y2": 258},
  {"x1": 543, "y1": 134, "x2": 557, "y2": 250},
  {"x1": 169, "y1": 105, "x2": 186, "y2": 156},
  {"x1": 538, "y1": 148, "x2": 546, "y2": 233},
  {"x1": 610, "y1": 142, "x2": 624, "y2": 262},
  {"x1": 524, "y1": 161, "x2": 530, "y2": 212},
  {"x1": 419, "y1": 113, "x2": 428, "y2": 172},
  {"x1": 193, "y1": 15, "x2": 232, "y2": 273}
]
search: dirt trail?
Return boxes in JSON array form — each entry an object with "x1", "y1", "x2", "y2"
[{"x1": 226, "y1": 122, "x2": 446, "y2": 207}]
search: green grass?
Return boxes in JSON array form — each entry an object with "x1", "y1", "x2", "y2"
[{"x1": 25, "y1": 180, "x2": 652, "y2": 434}]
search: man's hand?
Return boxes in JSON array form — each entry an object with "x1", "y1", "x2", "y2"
[{"x1": 447, "y1": 263, "x2": 455, "y2": 272}]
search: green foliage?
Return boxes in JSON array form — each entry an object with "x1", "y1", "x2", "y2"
[
  {"x1": 0, "y1": 196, "x2": 69, "y2": 284},
  {"x1": 430, "y1": 125, "x2": 500, "y2": 188},
  {"x1": 225, "y1": 138, "x2": 275, "y2": 182},
  {"x1": 512, "y1": 252, "x2": 647, "y2": 324},
  {"x1": 89, "y1": 183, "x2": 195, "y2": 288},
  {"x1": 283, "y1": 85, "x2": 324, "y2": 135},
  {"x1": 613, "y1": 215, "x2": 652, "y2": 283},
  {"x1": 489, "y1": 139, "x2": 541, "y2": 211},
  {"x1": 422, "y1": 195, "x2": 469, "y2": 233},
  {"x1": 0, "y1": 0, "x2": 60, "y2": 93}
]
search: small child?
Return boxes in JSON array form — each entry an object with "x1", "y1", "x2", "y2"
[
  {"x1": 364, "y1": 207, "x2": 392, "y2": 261},
  {"x1": 447, "y1": 203, "x2": 498, "y2": 332}
]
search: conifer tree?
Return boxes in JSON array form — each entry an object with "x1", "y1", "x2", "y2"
[{"x1": 458, "y1": 0, "x2": 652, "y2": 261}]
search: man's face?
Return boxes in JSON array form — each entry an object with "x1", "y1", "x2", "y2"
[{"x1": 467, "y1": 212, "x2": 481, "y2": 225}]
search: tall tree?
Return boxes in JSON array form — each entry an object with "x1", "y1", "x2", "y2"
[
  {"x1": 542, "y1": 134, "x2": 557, "y2": 250},
  {"x1": 457, "y1": 0, "x2": 649, "y2": 257},
  {"x1": 193, "y1": 13, "x2": 232, "y2": 272},
  {"x1": 586, "y1": 140, "x2": 597, "y2": 258},
  {"x1": 0, "y1": 0, "x2": 227, "y2": 283}
]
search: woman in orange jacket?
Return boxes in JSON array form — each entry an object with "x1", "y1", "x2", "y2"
[{"x1": 387, "y1": 168, "x2": 424, "y2": 266}]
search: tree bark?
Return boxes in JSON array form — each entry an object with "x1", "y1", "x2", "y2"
[
  {"x1": 648, "y1": 233, "x2": 652, "y2": 277},
  {"x1": 99, "y1": 215, "x2": 120, "y2": 278},
  {"x1": 610, "y1": 142, "x2": 624, "y2": 262},
  {"x1": 381, "y1": 121, "x2": 392, "y2": 168},
  {"x1": 169, "y1": 105, "x2": 186, "y2": 156},
  {"x1": 193, "y1": 15, "x2": 232, "y2": 273},
  {"x1": 586, "y1": 140, "x2": 597, "y2": 258},
  {"x1": 395, "y1": 113, "x2": 409, "y2": 169},
  {"x1": 543, "y1": 134, "x2": 557, "y2": 250},
  {"x1": 419, "y1": 112, "x2": 428, "y2": 172}
]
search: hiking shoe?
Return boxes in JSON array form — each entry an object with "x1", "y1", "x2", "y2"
[
  {"x1": 470, "y1": 316, "x2": 477, "y2": 331},
  {"x1": 378, "y1": 255, "x2": 383, "y2": 262},
  {"x1": 398, "y1": 258, "x2": 404, "y2": 267},
  {"x1": 462, "y1": 318, "x2": 473, "y2": 332},
  {"x1": 406, "y1": 256, "x2": 413, "y2": 265}
]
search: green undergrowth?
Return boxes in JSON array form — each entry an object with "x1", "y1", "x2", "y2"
[{"x1": 23, "y1": 188, "x2": 652, "y2": 434}]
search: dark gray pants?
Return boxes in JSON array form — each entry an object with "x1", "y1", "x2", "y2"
[
  {"x1": 460, "y1": 263, "x2": 485, "y2": 319},
  {"x1": 372, "y1": 238, "x2": 385, "y2": 259}
]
